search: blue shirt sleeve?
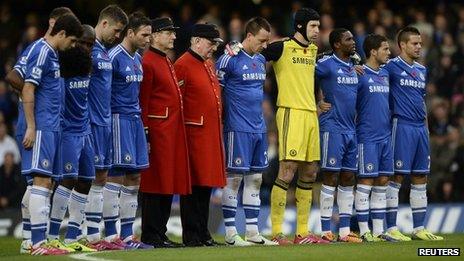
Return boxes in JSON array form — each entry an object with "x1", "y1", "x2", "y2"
[
  {"x1": 24, "y1": 45, "x2": 50, "y2": 87},
  {"x1": 316, "y1": 58, "x2": 330, "y2": 79},
  {"x1": 216, "y1": 54, "x2": 233, "y2": 87}
]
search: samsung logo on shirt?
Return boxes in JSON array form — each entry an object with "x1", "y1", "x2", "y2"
[
  {"x1": 400, "y1": 78, "x2": 425, "y2": 89},
  {"x1": 126, "y1": 74, "x2": 143, "y2": 83},
  {"x1": 69, "y1": 80, "x2": 90, "y2": 89},
  {"x1": 369, "y1": 85, "x2": 389, "y2": 93},
  {"x1": 292, "y1": 57, "x2": 315, "y2": 65},
  {"x1": 98, "y1": 62, "x2": 112, "y2": 70},
  {"x1": 242, "y1": 73, "x2": 266, "y2": 81},
  {"x1": 337, "y1": 76, "x2": 358, "y2": 84}
]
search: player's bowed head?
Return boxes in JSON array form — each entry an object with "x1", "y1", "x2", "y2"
[
  {"x1": 242, "y1": 17, "x2": 271, "y2": 55},
  {"x1": 96, "y1": 4, "x2": 128, "y2": 45}
]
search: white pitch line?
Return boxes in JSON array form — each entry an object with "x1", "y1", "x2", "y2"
[{"x1": 69, "y1": 251, "x2": 120, "y2": 261}]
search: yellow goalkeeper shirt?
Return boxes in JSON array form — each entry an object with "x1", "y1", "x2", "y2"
[{"x1": 262, "y1": 38, "x2": 318, "y2": 111}]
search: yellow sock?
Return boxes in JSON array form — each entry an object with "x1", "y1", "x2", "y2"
[
  {"x1": 271, "y1": 178, "x2": 289, "y2": 236},
  {"x1": 295, "y1": 179, "x2": 314, "y2": 237}
]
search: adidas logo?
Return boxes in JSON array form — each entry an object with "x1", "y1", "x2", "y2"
[
  {"x1": 97, "y1": 53, "x2": 102, "y2": 59},
  {"x1": 242, "y1": 64, "x2": 248, "y2": 70},
  {"x1": 125, "y1": 66, "x2": 131, "y2": 72},
  {"x1": 401, "y1": 71, "x2": 407, "y2": 76},
  {"x1": 368, "y1": 78, "x2": 374, "y2": 83},
  {"x1": 337, "y1": 68, "x2": 343, "y2": 74}
]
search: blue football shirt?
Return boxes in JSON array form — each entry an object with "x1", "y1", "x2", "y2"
[
  {"x1": 14, "y1": 38, "x2": 44, "y2": 135},
  {"x1": 356, "y1": 65, "x2": 391, "y2": 143},
  {"x1": 316, "y1": 54, "x2": 359, "y2": 134},
  {"x1": 109, "y1": 44, "x2": 143, "y2": 115},
  {"x1": 384, "y1": 56, "x2": 427, "y2": 123},
  {"x1": 62, "y1": 76, "x2": 91, "y2": 135},
  {"x1": 88, "y1": 40, "x2": 113, "y2": 126},
  {"x1": 216, "y1": 50, "x2": 267, "y2": 133},
  {"x1": 24, "y1": 40, "x2": 62, "y2": 131}
]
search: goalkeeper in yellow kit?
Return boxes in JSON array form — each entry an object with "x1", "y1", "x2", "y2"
[{"x1": 261, "y1": 8, "x2": 329, "y2": 245}]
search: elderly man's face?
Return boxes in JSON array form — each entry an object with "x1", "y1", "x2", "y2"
[{"x1": 196, "y1": 37, "x2": 219, "y2": 59}]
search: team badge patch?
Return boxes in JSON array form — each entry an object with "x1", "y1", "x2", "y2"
[
  {"x1": 124, "y1": 153, "x2": 132, "y2": 163},
  {"x1": 329, "y1": 157, "x2": 336, "y2": 166},
  {"x1": 94, "y1": 155, "x2": 100, "y2": 163},
  {"x1": 65, "y1": 163, "x2": 73, "y2": 172},
  {"x1": 41, "y1": 159, "x2": 50, "y2": 169},
  {"x1": 290, "y1": 149, "x2": 297, "y2": 157},
  {"x1": 31, "y1": 67, "x2": 42, "y2": 79},
  {"x1": 395, "y1": 160, "x2": 403, "y2": 168},
  {"x1": 234, "y1": 157, "x2": 242, "y2": 166},
  {"x1": 419, "y1": 72, "x2": 425, "y2": 81},
  {"x1": 366, "y1": 163, "x2": 374, "y2": 172}
]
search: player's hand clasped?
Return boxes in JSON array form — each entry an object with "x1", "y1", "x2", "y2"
[
  {"x1": 23, "y1": 127, "x2": 36, "y2": 149},
  {"x1": 318, "y1": 100, "x2": 332, "y2": 113}
]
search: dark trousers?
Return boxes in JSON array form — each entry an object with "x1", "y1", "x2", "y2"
[
  {"x1": 140, "y1": 192, "x2": 173, "y2": 244},
  {"x1": 180, "y1": 186, "x2": 212, "y2": 244}
]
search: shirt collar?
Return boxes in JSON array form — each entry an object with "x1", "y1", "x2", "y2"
[
  {"x1": 291, "y1": 37, "x2": 309, "y2": 48},
  {"x1": 149, "y1": 46, "x2": 166, "y2": 57},
  {"x1": 188, "y1": 48, "x2": 205, "y2": 61}
]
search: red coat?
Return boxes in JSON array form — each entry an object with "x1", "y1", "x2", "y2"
[
  {"x1": 139, "y1": 47, "x2": 191, "y2": 195},
  {"x1": 174, "y1": 50, "x2": 226, "y2": 188}
]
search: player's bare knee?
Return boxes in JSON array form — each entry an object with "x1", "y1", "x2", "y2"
[
  {"x1": 374, "y1": 176, "x2": 390, "y2": 186},
  {"x1": 322, "y1": 172, "x2": 338, "y2": 186},
  {"x1": 60, "y1": 178, "x2": 76, "y2": 190},
  {"x1": 278, "y1": 161, "x2": 298, "y2": 183},
  {"x1": 358, "y1": 178, "x2": 374, "y2": 186},
  {"x1": 124, "y1": 172, "x2": 140, "y2": 186},
  {"x1": 298, "y1": 162, "x2": 318, "y2": 182},
  {"x1": 227, "y1": 174, "x2": 243, "y2": 190},
  {"x1": 339, "y1": 171, "x2": 355, "y2": 186},
  {"x1": 247, "y1": 173, "x2": 262, "y2": 189},
  {"x1": 75, "y1": 179, "x2": 92, "y2": 194},
  {"x1": 411, "y1": 174, "x2": 427, "y2": 185},
  {"x1": 94, "y1": 170, "x2": 108, "y2": 185},
  {"x1": 391, "y1": 174, "x2": 404, "y2": 184},
  {"x1": 107, "y1": 175, "x2": 124, "y2": 185},
  {"x1": 32, "y1": 174, "x2": 53, "y2": 189}
]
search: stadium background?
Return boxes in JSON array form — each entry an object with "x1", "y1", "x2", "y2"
[{"x1": 0, "y1": 0, "x2": 463, "y2": 237}]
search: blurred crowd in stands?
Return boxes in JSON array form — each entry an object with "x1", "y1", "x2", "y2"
[{"x1": 0, "y1": 0, "x2": 463, "y2": 209}]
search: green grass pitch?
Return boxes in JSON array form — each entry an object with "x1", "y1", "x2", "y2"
[{"x1": 1, "y1": 234, "x2": 462, "y2": 260}]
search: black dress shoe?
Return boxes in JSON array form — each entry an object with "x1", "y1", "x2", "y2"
[
  {"x1": 202, "y1": 239, "x2": 225, "y2": 247},
  {"x1": 165, "y1": 239, "x2": 185, "y2": 248},
  {"x1": 152, "y1": 240, "x2": 183, "y2": 248},
  {"x1": 183, "y1": 240, "x2": 204, "y2": 247}
]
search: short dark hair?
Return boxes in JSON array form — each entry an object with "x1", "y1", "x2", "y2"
[
  {"x1": 122, "y1": 12, "x2": 151, "y2": 37},
  {"x1": 49, "y1": 7, "x2": 73, "y2": 20},
  {"x1": 329, "y1": 28, "x2": 349, "y2": 50},
  {"x1": 98, "y1": 4, "x2": 128, "y2": 26},
  {"x1": 397, "y1": 26, "x2": 420, "y2": 48},
  {"x1": 50, "y1": 14, "x2": 83, "y2": 38},
  {"x1": 59, "y1": 45, "x2": 92, "y2": 78},
  {"x1": 245, "y1": 17, "x2": 271, "y2": 36},
  {"x1": 363, "y1": 34, "x2": 388, "y2": 58}
]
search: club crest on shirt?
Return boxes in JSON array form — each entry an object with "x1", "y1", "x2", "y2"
[
  {"x1": 419, "y1": 72, "x2": 425, "y2": 81},
  {"x1": 329, "y1": 157, "x2": 336, "y2": 166},
  {"x1": 94, "y1": 155, "x2": 100, "y2": 163},
  {"x1": 65, "y1": 162, "x2": 73, "y2": 172},
  {"x1": 124, "y1": 153, "x2": 132, "y2": 163},
  {"x1": 395, "y1": 160, "x2": 403, "y2": 168},
  {"x1": 290, "y1": 149, "x2": 298, "y2": 157},
  {"x1": 41, "y1": 159, "x2": 50, "y2": 169},
  {"x1": 366, "y1": 163, "x2": 374, "y2": 172},
  {"x1": 234, "y1": 157, "x2": 242, "y2": 166}
]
